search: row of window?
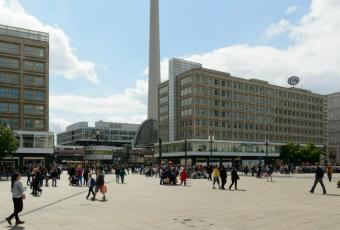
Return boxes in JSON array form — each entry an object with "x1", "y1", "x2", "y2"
[
  {"x1": 0, "y1": 103, "x2": 44, "y2": 115},
  {"x1": 0, "y1": 118, "x2": 19, "y2": 129},
  {"x1": 0, "y1": 87, "x2": 45, "y2": 101},
  {"x1": 24, "y1": 119, "x2": 44, "y2": 130},
  {"x1": 194, "y1": 75, "x2": 323, "y2": 104},
  {"x1": 180, "y1": 119, "x2": 324, "y2": 137},
  {"x1": 183, "y1": 130, "x2": 324, "y2": 145},
  {"x1": 159, "y1": 96, "x2": 168, "y2": 104},
  {"x1": 0, "y1": 57, "x2": 45, "y2": 72},
  {"x1": 0, "y1": 42, "x2": 45, "y2": 58},
  {"x1": 0, "y1": 72, "x2": 45, "y2": 86},
  {"x1": 159, "y1": 86, "x2": 168, "y2": 95}
]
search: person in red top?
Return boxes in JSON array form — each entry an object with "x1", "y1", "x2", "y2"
[
  {"x1": 76, "y1": 166, "x2": 83, "y2": 187},
  {"x1": 180, "y1": 168, "x2": 188, "y2": 186}
]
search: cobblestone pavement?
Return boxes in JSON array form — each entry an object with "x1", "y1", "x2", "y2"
[{"x1": 1, "y1": 173, "x2": 340, "y2": 230}]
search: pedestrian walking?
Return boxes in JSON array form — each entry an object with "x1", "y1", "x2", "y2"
[
  {"x1": 83, "y1": 168, "x2": 89, "y2": 186},
  {"x1": 120, "y1": 167, "x2": 126, "y2": 183},
  {"x1": 309, "y1": 163, "x2": 326, "y2": 194},
  {"x1": 51, "y1": 168, "x2": 58, "y2": 187},
  {"x1": 180, "y1": 168, "x2": 188, "y2": 186},
  {"x1": 86, "y1": 173, "x2": 96, "y2": 200},
  {"x1": 326, "y1": 163, "x2": 333, "y2": 182},
  {"x1": 212, "y1": 166, "x2": 220, "y2": 189},
  {"x1": 76, "y1": 166, "x2": 83, "y2": 186},
  {"x1": 94, "y1": 170, "x2": 106, "y2": 200},
  {"x1": 219, "y1": 166, "x2": 227, "y2": 190},
  {"x1": 115, "y1": 167, "x2": 120, "y2": 183},
  {"x1": 5, "y1": 172, "x2": 25, "y2": 225},
  {"x1": 26, "y1": 168, "x2": 31, "y2": 186},
  {"x1": 267, "y1": 165, "x2": 274, "y2": 182},
  {"x1": 229, "y1": 167, "x2": 239, "y2": 190}
]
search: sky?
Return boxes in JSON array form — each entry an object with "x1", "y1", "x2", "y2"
[{"x1": 1, "y1": 0, "x2": 340, "y2": 134}]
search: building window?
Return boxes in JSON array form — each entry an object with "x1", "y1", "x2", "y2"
[
  {"x1": 23, "y1": 46, "x2": 45, "y2": 58},
  {"x1": 0, "y1": 87, "x2": 19, "y2": 99},
  {"x1": 0, "y1": 103, "x2": 18, "y2": 113},
  {"x1": 34, "y1": 120, "x2": 44, "y2": 130},
  {"x1": 0, "y1": 118, "x2": 19, "y2": 129},
  {"x1": 0, "y1": 57, "x2": 19, "y2": 69},
  {"x1": 180, "y1": 76, "x2": 192, "y2": 86},
  {"x1": 24, "y1": 90, "x2": 45, "y2": 101},
  {"x1": 180, "y1": 87, "x2": 191, "y2": 96},
  {"x1": 24, "y1": 75, "x2": 45, "y2": 86},
  {"x1": 0, "y1": 72, "x2": 19, "y2": 84},
  {"x1": 24, "y1": 119, "x2": 33, "y2": 129},
  {"x1": 0, "y1": 42, "x2": 19, "y2": 55},
  {"x1": 24, "y1": 60, "x2": 45, "y2": 72}
]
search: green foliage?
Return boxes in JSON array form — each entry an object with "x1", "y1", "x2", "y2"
[
  {"x1": 0, "y1": 125, "x2": 19, "y2": 159},
  {"x1": 280, "y1": 142, "x2": 323, "y2": 164}
]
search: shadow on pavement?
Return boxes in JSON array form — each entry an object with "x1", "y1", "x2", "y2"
[{"x1": 7, "y1": 226, "x2": 25, "y2": 230}]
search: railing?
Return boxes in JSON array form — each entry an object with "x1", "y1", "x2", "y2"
[{"x1": 0, "y1": 24, "x2": 49, "y2": 42}]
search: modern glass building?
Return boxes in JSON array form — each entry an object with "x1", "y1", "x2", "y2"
[
  {"x1": 0, "y1": 24, "x2": 53, "y2": 167},
  {"x1": 156, "y1": 58, "x2": 327, "y2": 166}
]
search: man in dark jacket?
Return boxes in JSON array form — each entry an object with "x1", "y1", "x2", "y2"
[
  {"x1": 309, "y1": 163, "x2": 326, "y2": 194},
  {"x1": 219, "y1": 166, "x2": 227, "y2": 190}
]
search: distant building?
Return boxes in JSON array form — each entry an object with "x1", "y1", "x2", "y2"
[
  {"x1": 0, "y1": 24, "x2": 53, "y2": 167},
  {"x1": 328, "y1": 92, "x2": 340, "y2": 164},
  {"x1": 156, "y1": 58, "x2": 327, "y2": 166},
  {"x1": 56, "y1": 121, "x2": 143, "y2": 164},
  {"x1": 57, "y1": 121, "x2": 139, "y2": 147}
]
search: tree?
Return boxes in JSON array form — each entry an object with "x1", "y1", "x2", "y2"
[
  {"x1": 280, "y1": 142, "x2": 324, "y2": 165},
  {"x1": 0, "y1": 125, "x2": 19, "y2": 160},
  {"x1": 279, "y1": 141, "x2": 300, "y2": 164}
]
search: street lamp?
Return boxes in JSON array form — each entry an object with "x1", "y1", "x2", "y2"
[
  {"x1": 265, "y1": 139, "x2": 269, "y2": 167},
  {"x1": 208, "y1": 136, "x2": 214, "y2": 165},
  {"x1": 159, "y1": 138, "x2": 162, "y2": 170},
  {"x1": 184, "y1": 139, "x2": 187, "y2": 169}
]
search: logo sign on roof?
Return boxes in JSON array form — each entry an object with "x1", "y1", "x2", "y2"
[{"x1": 288, "y1": 76, "x2": 300, "y2": 86}]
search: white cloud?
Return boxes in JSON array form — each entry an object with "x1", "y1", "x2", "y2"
[
  {"x1": 286, "y1": 5, "x2": 298, "y2": 14},
  {"x1": 159, "y1": 0, "x2": 340, "y2": 95},
  {"x1": 0, "y1": 0, "x2": 98, "y2": 83},
  {"x1": 261, "y1": 19, "x2": 293, "y2": 40},
  {"x1": 50, "y1": 80, "x2": 148, "y2": 132}
]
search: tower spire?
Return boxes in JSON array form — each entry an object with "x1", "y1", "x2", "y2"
[{"x1": 148, "y1": 0, "x2": 161, "y2": 120}]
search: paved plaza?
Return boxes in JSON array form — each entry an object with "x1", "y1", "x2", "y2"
[{"x1": 1, "y1": 173, "x2": 340, "y2": 230}]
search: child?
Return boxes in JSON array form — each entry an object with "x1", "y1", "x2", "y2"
[
  {"x1": 86, "y1": 173, "x2": 96, "y2": 200},
  {"x1": 180, "y1": 168, "x2": 188, "y2": 186}
]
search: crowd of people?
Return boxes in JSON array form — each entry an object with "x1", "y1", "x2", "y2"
[{"x1": 1, "y1": 161, "x2": 339, "y2": 227}]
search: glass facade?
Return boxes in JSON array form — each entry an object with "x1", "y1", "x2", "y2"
[
  {"x1": 0, "y1": 102, "x2": 19, "y2": 113},
  {"x1": 0, "y1": 57, "x2": 19, "y2": 69},
  {"x1": 0, "y1": 87, "x2": 19, "y2": 99},
  {"x1": 24, "y1": 90, "x2": 45, "y2": 101},
  {"x1": 0, "y1": 72, "x2": 19, "y2": 84},
  {"x1": 0, "y1": 41, "x2": 19, "y2": 55},
  {"x1": 23, "y1": 46, "x2": 45, "y2": 58}
]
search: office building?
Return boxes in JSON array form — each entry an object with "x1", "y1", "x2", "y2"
[
  {"x1": 328, "y1": 92, "x2": 340, "y2": 164},
  {"x1": 0, "y1": 24, "x2": 53, "y2": 167},
  {"x1": 156, "y1": 58, "x2": 327, "y2": 166}
]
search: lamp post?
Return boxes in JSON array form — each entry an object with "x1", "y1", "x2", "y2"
[
  {"x1": 208, "y1": 136, "x2": 214, "y2": 165},
  {"x1": 184, "y1": 139, "x2": 187, "y2": 169},
  {"x1": 265, "y1": 139, "x2": 269, "y2": 167},
  {"x1": 159, "y1": 138, "x2": 162, "y2": 170}
]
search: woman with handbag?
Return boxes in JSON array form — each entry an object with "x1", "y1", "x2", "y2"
[{"x1": 5, "y1": 172, "x2": 25, "y2": 225}]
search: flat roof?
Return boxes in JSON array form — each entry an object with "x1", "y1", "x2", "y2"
[{"x1": 0, "y1": 24, "x2": 49, "y2": 42}]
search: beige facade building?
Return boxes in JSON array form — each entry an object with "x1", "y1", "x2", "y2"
[
  {"x1": 156, "y1": 59, "x2": 327, "y2": 165},
  {"x1": 0, "y1": 24, "x2": 53, "y2": 167},
  {"x1": 328, "y1": 92, "x2": 340, "y2": 164}
]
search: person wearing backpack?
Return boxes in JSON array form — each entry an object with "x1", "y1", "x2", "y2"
[
  {"x1": 86, "y1": 173, "x2": 96, "y2": 200},
  {"x1": 309, "y1": 163, "x2": 326, "y2": 194}
]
